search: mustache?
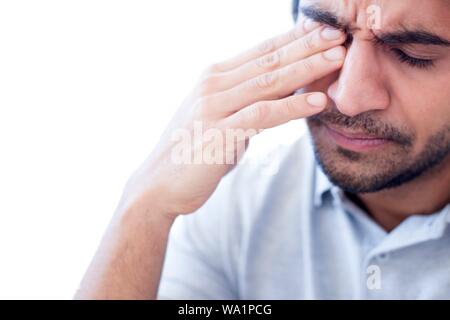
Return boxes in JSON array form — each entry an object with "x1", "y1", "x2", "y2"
[{"x1": 309, "y1": 109, "x2": 414, "y2": 146}]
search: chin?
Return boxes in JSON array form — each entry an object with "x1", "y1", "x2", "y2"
[{"x1": 306, "y1": 119, "x2": 416, "y2": 194}]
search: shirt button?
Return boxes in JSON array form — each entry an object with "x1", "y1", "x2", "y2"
[{"x1": 378, "y1": 253, "x2": 389, "y2": 262}]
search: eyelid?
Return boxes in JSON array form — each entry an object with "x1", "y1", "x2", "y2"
[
  {"x1": 395, "y1": 48, "x2": 433, "y2": 60},
  {"x1": 398, "y1": 48, "x2": 440, "y2": 60},
  {"x1": 373, "y1": 37, "x2": 436, "y2": 59},
  {"x1": 392, "y1": 49, "x2": 435, "y2": 69}
]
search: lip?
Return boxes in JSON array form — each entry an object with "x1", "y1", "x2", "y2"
[{"x1": 323, "y1": 123, "x2": 391, "y2": 152}]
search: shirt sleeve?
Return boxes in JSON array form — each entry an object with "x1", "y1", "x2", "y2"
[{"x1": 156, "y1": 169, "x2": 244, "y2": 300}]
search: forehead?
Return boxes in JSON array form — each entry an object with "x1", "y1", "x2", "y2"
[{"x1": 298, "y1": 0, "x2": 450, "y2": 35}]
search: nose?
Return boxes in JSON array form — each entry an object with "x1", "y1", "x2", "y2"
[{"x1": 328, "y1": 39, "x2": 390, "y2": 117}]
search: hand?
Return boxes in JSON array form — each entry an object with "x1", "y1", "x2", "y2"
[
  {"x1": 121, "y1": 17, "x2": 346, "y2": 218},
  {"x1": 76, "y1": 17, "x2": 347, "y2": 300}
]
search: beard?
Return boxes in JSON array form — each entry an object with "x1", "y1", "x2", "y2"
[{"x1": 306, "y1": 109, "x2": 450, "y2": 194}]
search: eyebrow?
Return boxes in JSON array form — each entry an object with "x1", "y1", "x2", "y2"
[
  {"x1": 301, "y1": 5, "x2": 347, "y2": 30},
  {"x1": 300, "y1": 5, "x2": 450, "y2": 47},
  {"x1": 378, "y1": 31, "x2": 450, "y2": 46}
]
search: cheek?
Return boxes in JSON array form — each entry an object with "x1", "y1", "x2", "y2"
[
  {"x1": 408, "y1": 102, "x2": 450, "y2": 149},
  {"x1": 387, "y1": 70, "x2": 450, "y2": 145}
]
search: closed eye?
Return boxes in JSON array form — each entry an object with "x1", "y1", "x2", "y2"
[
  {"x1": 373, "y1": 37, "x2": 435, "y2": 70},
  {"x1": 391, "y1": 48, "x2": 435, "y2": 69}
]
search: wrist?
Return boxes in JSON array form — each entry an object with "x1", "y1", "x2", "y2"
[{"x1": 115, "y1": 188, "x2": 179, "y2": 228}]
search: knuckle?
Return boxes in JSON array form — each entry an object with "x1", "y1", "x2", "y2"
[
  {"x1": 198, "y1": 75, "x2": 221, "y2": 96},
  {"x1": 300, "y1": 58, "x2": 315, "y2": 74},
  {"x1": 252, "y1": 72, "x2": 278, "y2": 90},
  {"x1": 247, "y1": 102, "x2": 271, "y2": 123},
  {"x1": 300, "y1": 34, "x2": 316, "y2": 51},
  {"x1": 194, "y1": 96, "x2": 213, "y2": 118},
  {"x1": 256, "y1": 50, "x2": 282, "y2": 71},
  {"x1": 288, "y1": 28, "x2": 301, "y2": 42},
  {"x1": 202, "y1": 63, "x2": 222, "y2": 76},
  {"x1": 284, "y1": 97, "x2": 299, "y2": 116},
  {"x1": 257, "y1": 38, "x2": 275, "y2": 55}
]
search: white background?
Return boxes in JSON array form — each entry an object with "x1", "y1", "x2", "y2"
[{"x1": 0, "y1": 0, "x2": 305, "y2": 299}]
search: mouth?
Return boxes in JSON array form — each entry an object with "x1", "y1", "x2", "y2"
[{"x1": 323, "y1": 122, "x2": 392, "y2": 152}]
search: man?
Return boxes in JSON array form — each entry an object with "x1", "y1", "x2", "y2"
[{"x1": 76, "y1": 0, "x2": 450, "y2": 299}]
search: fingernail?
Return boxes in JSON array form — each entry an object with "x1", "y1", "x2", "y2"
[
  {"x1": 307, "y1": 93, "x2": 327, "y2": 108},
  {"x1": 323, "y1": 46, "x2": 346, "y2": 61},
  {"x1": 321, "y1": 27, "x2": 343, "y2": 40},
  {"x1": 304, "y1": 18, "x2": 320, "y2": 32}
]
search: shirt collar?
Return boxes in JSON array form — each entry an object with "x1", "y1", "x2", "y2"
[
  {"x1": 312, "y1": 162, "x2": 450, "y2": 229},
  {"x1": 313, "y1": 162, "x2": 334, "y2": 207},
  {"x1": 312, "y1": 163, "x2": 450, "y2": 248}
]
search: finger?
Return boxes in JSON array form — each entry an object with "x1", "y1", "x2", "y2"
[
  {"x1": 215, "y1": 26, "x2": 345, "y2": 91},
  {"x1": 208, "y1": 45, "x2": 346, "y2": 114},
  {"x1": 223, "y1": 92, "x2": 327, "y2": 131},
  {"x1": 212, "y1": 17, "x2": 321, "y2": 73}
]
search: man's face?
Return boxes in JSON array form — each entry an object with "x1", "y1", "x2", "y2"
[{"x1": 301, "y1": 0, "x2": 450, "y2": 193}]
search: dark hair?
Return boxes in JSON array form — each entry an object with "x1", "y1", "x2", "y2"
[{"x1": 292, "y1": 0, "x2": 300, "y2": 22}]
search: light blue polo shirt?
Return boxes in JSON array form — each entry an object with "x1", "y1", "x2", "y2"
[{"x1": 157, "y1": 132, "x2": 450, "y2": 299}]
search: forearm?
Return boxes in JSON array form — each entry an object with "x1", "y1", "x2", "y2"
[
  {"x1": 75, "y1": 16, "x2": 344, "y2": 300},
  {"x1": 74, "y1": 198, "x2": 175, "y2": 300}
]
